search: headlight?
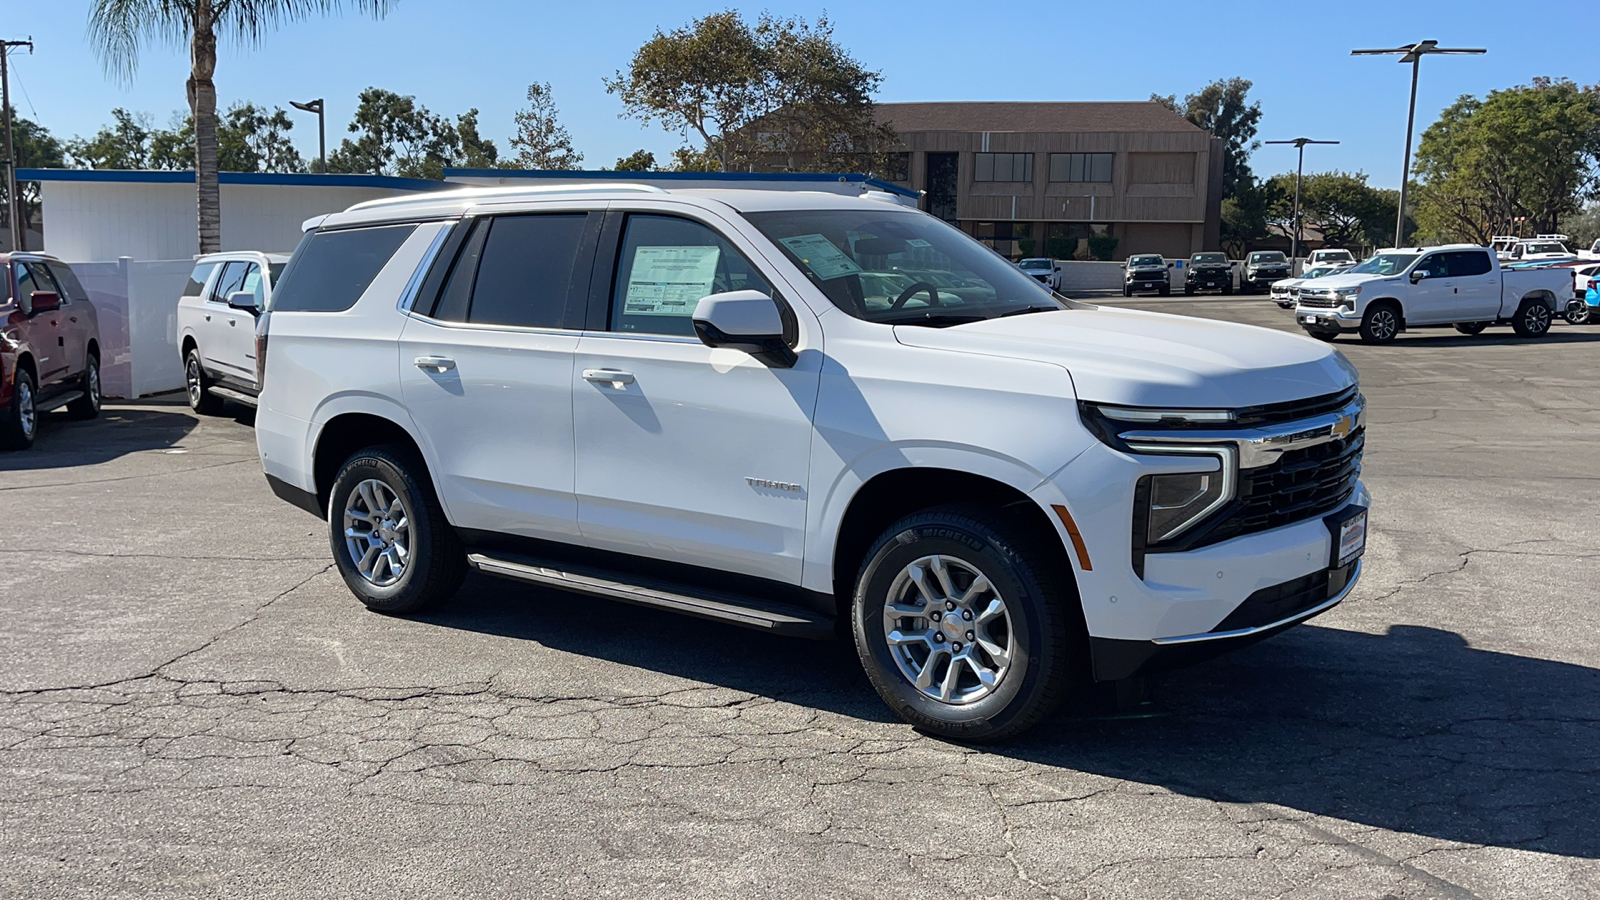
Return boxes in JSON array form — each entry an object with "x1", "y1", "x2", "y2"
[
  {"x1": 1129, "y1": 446, "x2": 1237, "y2": 544},
  {"x1": 1335, "y1": 287, "x2": 1362, "y2": 300}
]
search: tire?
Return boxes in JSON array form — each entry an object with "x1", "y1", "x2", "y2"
[
  {"x1": 1122, "y1": 284, "x2": 1132, "y2": 297},
  {"x1": 67, "y1": 353, "x2": 101, "y2": 419},
  {"x1": 1305, "y1": 329, "x2": 1338, "y2": 342},
  {"x1": 1222, "y1": 282, "x2": 1233, "y2": 295},
  {"x1": 1183, "y1": 284, "x2": 1195, "y2": 296},
  {"x1": 1512, "y1": 299, "x2": 1552, "y2": 338},
  {"x1": 1359, "y1": 302, "x2": 1401, "y2": 344},
  {"x1": 1453, "y1": 322, "x2": 1488, "y2": 336},
  {"x1": 1563, "y1": 299, "x2": 1589, "y2": 325},
  {"x1": 1158, "y1": 285, "x2": 1171, "y2": 297},
  {"x1": 185, "y1": 348, "x2": 224, "y2": 415},
  {"x1": 851, "y1": 505, "x2": 1080, "y2": 742},
  {"x1": 327, "y1": 444, "x2": 467, "y2": 614},
  {"x1": 0, "y1": 368, "x2": 38, "y2": 451}
]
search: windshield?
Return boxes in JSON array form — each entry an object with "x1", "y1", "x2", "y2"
[
  {"x1": 1523, "y1": 242, "x2": 1567, "y2": 254},
  {"x1": 1303, "y1": 266, "x2": 1344, "y2": 279},
  {"x1": 747, "y1": 208, "x2": 1060, "y2": 326},
  {"x1": 1191, "y1": 253, "x2": 1227, "y2": 264},
  {"x1": 1349, "y1": 252, "x2": 1419, "y2": 276},
  {"x1": 1129, "y1": 255, "x2": 1163, "y2": 267},
  {"x1": 1249, "y1": 252, "x2": 1286, "y2": 264},
  {"x1": 1018, "y1": 258, "x2": 1051, "y2": 270}
]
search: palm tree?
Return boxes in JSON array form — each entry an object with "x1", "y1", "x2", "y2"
[{"x1": 88, "y1": 1, "x2": 392, "y2": 254}]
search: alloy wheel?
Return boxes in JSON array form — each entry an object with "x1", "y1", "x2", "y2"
[
  {"x1": 87, "y1": 361, "x2": 101, "y2": 409},
  {"x1": 1371, "y1": 309, "x2": 1398, "y2": 341},
  {"x1": 881, "y1": 554, "x2": 1016, "y2": 705},
  {"x1": 342, "y1": 478, "x2": 412, "y2": 587},
  {"x1": 186, "y1": 356, "x2": 202, "y2": 406},
  {"x1": 1525, "y1": 304, "x2": 1551, "y2": 333},
  {"x1": 17, "y1": 380, "x2": 35, "y2": 441}
]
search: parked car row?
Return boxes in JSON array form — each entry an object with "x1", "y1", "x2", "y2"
[{"x1": 0, "y1": 252, "x2": 102, "y2": 450}]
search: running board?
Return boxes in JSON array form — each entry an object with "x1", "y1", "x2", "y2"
[
  {"x1": 34, "y1": 390, "x2": 84, "y2": 413},
  {"x1": 207, "y1": 386, "x2": 259, "y2": 407},
  {"x1": 466, "y1": 552, "x2": 834, "y2": 639}
]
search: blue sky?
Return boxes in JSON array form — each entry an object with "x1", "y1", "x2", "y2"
[{"x1": 7, "y1": 0, "x2": 1597, "y2": 188}]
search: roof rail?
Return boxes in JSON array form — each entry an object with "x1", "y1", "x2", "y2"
[
  {"x1": 1534, "y1": 233, "x2": 1570, "y2": 241},
  {"x1": 344, "y1": 181, "x2": 671, "y2": 213}
]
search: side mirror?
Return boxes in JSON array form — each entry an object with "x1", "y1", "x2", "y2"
[
  {"x1": 1409, "y1": 269, "x2": 1429, "y2": 283},
  {"x1": 27, "y1": 290, "x2": 60, "y2": 315},
  {"x1": 1167, "y1": 261, "x2": 1175, "y2": 268},
  {"x1": 228, "y1": 290, "x2": 261, "y2": 314},
  {"x1": 691, "y1": 290, "x2": 795, "y2": 368}
]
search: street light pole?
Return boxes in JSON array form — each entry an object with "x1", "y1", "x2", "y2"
[
  {"x1": 2, "y1": 37, "x2": 35, "y2": 252},
  {"x1": 290, "y1": 98, "x2": 325, "y2": 173},
  {"x1": 1265, "y1": 137, "x2": 1338, "y2": 263},
  {"x1": 1352, "y1": 40, "x2": 1485, "y2": 248}
]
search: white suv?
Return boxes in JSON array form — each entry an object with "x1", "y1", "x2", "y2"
[
  {"x1": 255, "y1": 185, "x2": 1370, "y2": 741},
  {"x1": 177, "y1": 251, "x2": 288, "y2": 412}
]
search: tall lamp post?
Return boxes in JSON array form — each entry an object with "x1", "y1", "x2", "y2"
[
  {"x1": 1352, "y1": 40, "x2": 1485, "y2": 248},
  {"x1": 289, "y1": 98, "x2": 325, "y2": 173},
  {"x1": 1265, "y1": 137, "x2": 1338, "y2": 263}
]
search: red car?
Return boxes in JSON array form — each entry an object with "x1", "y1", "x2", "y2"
[{"x1": 1, "y1": 253, "x2": 103, "y2": 449}]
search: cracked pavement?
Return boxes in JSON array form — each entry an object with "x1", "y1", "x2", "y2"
[{"x1": 1, "y1": 301, "x2": 1598, "y2": 898}]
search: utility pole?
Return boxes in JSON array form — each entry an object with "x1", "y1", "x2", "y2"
[
  {"x1": 2, "y1": 37, "x2": 35, "y2": 252},
  {"x1": 1265, "y1": 138, "x2": 1338, "y2": 263},
  {"x1": 1352, "y1": 40, "x2": 1485, "y2": 248},
  {"x1": 290, "y1": 99, "x2": 325, "y2": 173}
]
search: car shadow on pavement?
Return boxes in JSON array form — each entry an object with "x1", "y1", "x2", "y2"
[
  {"x1": 0, "y1": 402, "x2": 198, "y2": 470},
  {"x1": 1343, "y1": 329, "x2": 1600, "y2": 348},
  {"x1": 1009, "y1": 623, "x2": 1600, "y2": 860},
  {"x1": 426, "y1": 577, "x2": 1599, "y2": 858}
]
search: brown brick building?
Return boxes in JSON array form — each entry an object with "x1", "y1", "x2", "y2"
[{"x1": 874, "y1": 102, "x2": 1224, "y2": 260}]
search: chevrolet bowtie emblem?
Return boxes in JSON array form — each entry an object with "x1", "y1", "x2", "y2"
[{"x1": 1330, "y1": 414, "x2": 1353, "y2": 440}]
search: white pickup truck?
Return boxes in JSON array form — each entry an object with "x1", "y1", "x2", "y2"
[
  {"x1": 1294, "y1": 244, "x2": 1569, "y2": 343},
  {"x1": 177, "y1": 251, "x2": 288, "y2": 412}
]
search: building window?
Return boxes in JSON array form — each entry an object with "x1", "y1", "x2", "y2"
[
  {"x1": 1049, "y1": 153, "x2": 1113, "y2": 183},
  {"x1": 973, "y1": 152, "x2": 1033, "y2": 183},
  {"x1": 881, "y1": 152, "x2": 910, "y2": 182}
]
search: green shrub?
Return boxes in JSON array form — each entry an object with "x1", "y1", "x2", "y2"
[
  {"x1": 1017, "y1": 238, "x2": 1037, "y2": 257},
  {"x1": 1088, "y1": 235, "x2": 1119, "y2": 261},
  {"x1": 1046, "y1": 236, "x2": 1078, "y2": 259}
]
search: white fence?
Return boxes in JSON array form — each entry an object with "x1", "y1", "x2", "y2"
[{"x1": 72, "y1": 258, "x2": 192, "y2": 399}]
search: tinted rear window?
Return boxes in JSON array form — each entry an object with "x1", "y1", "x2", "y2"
[
  {"x1": 184, "y1": 263, "x2": 217, "y2": 298},
  {"x1": 467, "y1": 214, "x2": 588, "y2": 329},
  {"x1": 271, "y1": 224, "x2": 417, "y2": 313},
  {"x1": 45, "y1": 263, "x2": 89, "y2": 303}
]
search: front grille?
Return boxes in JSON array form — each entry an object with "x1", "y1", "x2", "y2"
[
  {"x1": 1202, "y1": 429, "x2": 1364, "y2": 546},
  {"x1": 1232, "y1": 386, "x2": 1359, "y2": 427},
  {"x1": 1298, "y1": 293, "x2": 1338, "y2": 309}
]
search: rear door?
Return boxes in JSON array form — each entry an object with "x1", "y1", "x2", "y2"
[
  {"x1": 42, "y1": 262, "x2": 93, "y2": 377},
  {"x1": 1441, "y1": 250, "x2": 1499, "y2": 320},
  {"x1": 397, "y1": 210, "x2": 598, "y2": 540},
  {"x1": 14, "y1": 262, "x2": 66, "y2": 386}
]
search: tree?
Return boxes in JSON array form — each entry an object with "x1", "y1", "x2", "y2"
[
  {"x1": 509, "y1": 82, "x2": 581, "y2": 170},
  {"x1": 148, "y1": 103, "x2": 304, "y2": 173},
  {"x1": 1561, "y1": 204, "x2": 1600, "y2": 250},
  {"x1": 327, "y1": 88, "x2": 501, "y2": 180},
  {"x1": 0, "y1": 110, "x2": 66, "y2": 239},
  {"x1": 613, "y1": 149, "x2": 656, "y2": 171},
  {"x1": 1412, "y1": 78, "x2": 1600, "y2": 243},
  {"x1": 88, "y1": 0, "x2": 393, "y2": 254},
  {"x1": 605, "y1": 11, "x2": 896, "y2": 173},
  {"x1": 1265, "y1": 171, "x2": 1393, "y2": 252},
  {"x1": 64, "y1": 108, "x2": 151, "y2": 168},
  {"x1": 665, "y1": 145, "x2": 719, "y2": 172},
  {"x1": 1153, "y1": 77, "x2": 1263, "y2": 199}
]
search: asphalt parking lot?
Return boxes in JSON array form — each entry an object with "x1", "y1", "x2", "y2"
[{"x1": 2, "y1": 297, "x2": 1598, "y2": 899}]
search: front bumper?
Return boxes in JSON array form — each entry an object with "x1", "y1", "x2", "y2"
[{"x1": 1295, "y1": 306, "x2": 1361, "y2": 331}]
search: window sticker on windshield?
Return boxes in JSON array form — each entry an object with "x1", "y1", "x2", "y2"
[
  {"x1": 778, "y1": 233, "x2": 863, "y2": 281},
  {"x1": 623, "y1": 246, "x2": 721, "y2": 316},
  {"x1": 904, "y1": 238, "x2": 932, "y2": 249}
]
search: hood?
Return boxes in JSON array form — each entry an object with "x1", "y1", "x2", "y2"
[
  {"x1": 1271, "y1": 277, "x2": 1303, "y2": 289},
  {"x1": 1307, "y1": 272, "x2": 1401, "y2": 291},
  {"x1": 894, "y1": 307, "x2": 1357, "y2": 408}
]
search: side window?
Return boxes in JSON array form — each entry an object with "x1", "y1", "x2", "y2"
[
  {"x1": 429, "y1": 219, "x2": 490, "y2": 323},
  {"x1": 20, "y1": 262, "x2": 60, "y2": 298},
  {"x1": 183, "y1": 263, "x2": 218, "y2": 299},
  {"x1": 1449, "y1": 251, "x2": 1492, "y2": 277},
  {"x1": 239, "y1": 263, "x2": 265, "y2": 309},
  {"x1": 44, "y1": 263, "x2": 88, "y2": 304},
  {"x1": 14, "y1": 263, "x2": 39, "y2": 299},
  {"x1": 271, "y1": 224, "x2": 418, "y2": 313},
  {"x1": 1417, "y1": 255, "x2": 1447, "y2": 279},
  {"x1": 610, "y1": 215, "x2": 773, "y2": 337},
  {"x1": 211, "y1": 262, "x2": 247, "y2": 303},
  {"x1": 465, "y1": 214, "x2": 588, "y2": 329}
]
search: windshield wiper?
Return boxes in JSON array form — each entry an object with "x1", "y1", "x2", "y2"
[
  {"x1": 998, "y1": 304, "x2": 1060, "y2": 318},
  {"x1": 879, "y1": 313, "x2": 990, "y2": 327}
]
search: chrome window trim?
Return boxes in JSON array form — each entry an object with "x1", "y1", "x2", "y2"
[
  {"x1": 1118, "y1": 395, "x2": 1365, "y2": 471},
  {"x1": 396, "y1": 222, "x2": 456, "y2": 315},
  {"x1": 1151, "y1": 560, "x2": 1361, "y2": 645}
]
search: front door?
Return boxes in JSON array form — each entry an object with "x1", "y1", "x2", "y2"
[
  {"x1": 14, "y1": 262, "x2": 65, "y2": 386},
  {"x1": 572, "y1": 212, "x2": 821, "y2": 583},
  {"x1": 398, "y1": 212, "x2": 595, "y2": 541},
  {"x1": 205, "y1": 261, "x2": 260, "y2": 384},
  {"x1": 1406, "y1": 253, "x2": 1456, "y2": 324}
]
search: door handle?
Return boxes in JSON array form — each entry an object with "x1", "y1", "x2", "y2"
[
  {"x1": 204, "y1": 314, "x2": 211, "y2": 322},
  {"x1": 583, "y1": 368, "x2": 635, "y2": 385},
  {"x1": 228, "y1": 319, "x2": 236, "y2": 326},
  {"x1": 414, "y1": 356, "x2": 456, "y2": 372}
]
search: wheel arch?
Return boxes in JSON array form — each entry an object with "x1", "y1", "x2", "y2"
[
  {"x1": 311, "y1": 411, "x2": 436, "y2": 515},
  {"x1": 1368, "y1": 296, "x2": 1406, "y2": 327},
  {"x1": 828, "y1": 466, "x2": 1081, "y2": 621},
  {"x1": 1522, "y1": 289, "x2": 1559, "y2": 311}
]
